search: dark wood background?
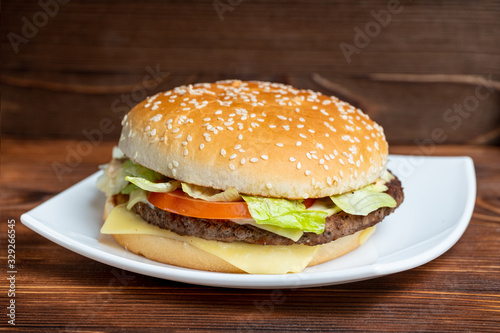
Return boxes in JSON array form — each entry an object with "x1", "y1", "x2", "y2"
[
  {"x1": 2, "y1": 0, "x2": 500, "y2": 145},
  {"x1": 1, "y1": 0, "x2": 500, "y2": 331}
]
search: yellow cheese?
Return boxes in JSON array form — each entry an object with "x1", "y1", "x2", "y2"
[
  {"x1": 101, "y1": 204, "x2": 320, "y2": 274},
  {"x1": 359, "y1": 226, "x2": 375, "y2": 245}
]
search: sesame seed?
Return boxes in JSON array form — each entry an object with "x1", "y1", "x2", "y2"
[
  {"x1": 240, "y1": 158, "x2": 246, "y2": 165},
  {"x1": 302, "y1": 193, "x2": 309, "y2": 199},
  {"x1": 339, "y1": 158, "x2": 345, "y2": 165},
  {"x1": 238, "y1": 134, "x2": 243, "y2": 140},
  {"x1": 319, "y1": 159, "x2": 325, "y2": 165},
  {"x1": 182, "y1": 141, "x2": 188, "y2": 146},
  {"x1": 175, "y1": 134, "x2": 182, "y2": 139},
  {"x1": 276, "y1": 143, "x2": 284, "y2": 147},
  {"x1": 150, "y1": 114, "x2": 162, "y2": 122},
  {"x1": 200, "y1": 143, "x2": 204, "y2": 150},
  {"x1": 168, "y1": 162, "x2": 173, "y2": 169},
  {"x1": 266, "y1": 183, "x2": 273, "y2": 189},
  {"x1": 205, "y1": 136, "x2": 211, "y2": 142},
  {"x1": 173, "y1": 161, "x2": 179, "y2": 167},
  {"x1": 172, "y1": 128, "x2": 180, "y2": 133},
  {"x1": 187, "y1": 135, "x2": 192, "y2": 142},
  {"x1": 299, "y1": 133, "x2": 307, "y2": 139},
  {"x1": 324, "y1": 165, "x2": 329, "y2": 170},
  {"x1": 289, "y1": 157, "x2": 296, "y2": 162},
  {"x1": 183, "y1": 149, "x2": 188, "y2": 156},
  {"x1": 299, "y1": 117, "x2": 305, "y2": 122},
  {"x1": 296, "y1": 141, "x2": 302, "y2": 146},
  {"x1": 305, "y1": 170, "x2": 312, "y2": 176},
  {"x1": 261, "y1": 155, "x2": 268, "y2": 160},
  {"x1": 327, "y1": 177, "x2": 333, "y2": 185},
  {"x1": 229, "y1": 154, "x2": 237, "y2": 160},
  {"x1": 297, "y1": 162, "x2": 302, "y2": 170},
  {"x1": 229, "y1": 163, "x2": 235, "y2": 171},
  {"x1": 221, "y1": 149, "x2": 226, "y2": 157},
  {"x1": 250, "y1": 158, "x2": 258, "y2": 163}
]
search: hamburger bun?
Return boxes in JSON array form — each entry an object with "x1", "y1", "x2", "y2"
[{"x1": 119, "y1": 80, "x2": 388, "y2": 199}]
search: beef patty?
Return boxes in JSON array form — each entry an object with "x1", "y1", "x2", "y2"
[{"x1": 130, "y1": 176, "x2": 404, "y2": 246}]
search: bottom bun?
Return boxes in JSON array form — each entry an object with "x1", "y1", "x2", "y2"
[{"x1": 105, "y1": 197, "x2": 372, "y2": 274}]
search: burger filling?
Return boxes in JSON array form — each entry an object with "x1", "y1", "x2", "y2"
[{"x1": 97, "y1": 147, "x2": 404, "y2": 245}]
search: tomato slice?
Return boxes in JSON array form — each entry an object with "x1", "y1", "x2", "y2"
[{"x1": 148, "y1": 190, "x2": 316, "y2": 220}]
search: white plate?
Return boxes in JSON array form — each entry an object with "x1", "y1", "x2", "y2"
[{"x1": 21, "y1": 155, "x2": 475, "y2": 289}]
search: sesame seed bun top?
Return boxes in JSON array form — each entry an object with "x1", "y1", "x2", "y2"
[{"x1": 118, "y1": 80, "x2": 388, "y2": 199}]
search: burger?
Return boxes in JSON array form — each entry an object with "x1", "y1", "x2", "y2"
[{"x1": 97, "y1": 80, "x2": 404, "y2": 274}]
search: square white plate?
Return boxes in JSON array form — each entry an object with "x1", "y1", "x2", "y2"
[{"x1": 21, "y1": 155, "x2": 476, "y2": 289}]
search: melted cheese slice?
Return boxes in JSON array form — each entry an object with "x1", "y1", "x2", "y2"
[{"x1": 101, "y1": 204, "x2": 320, "y2": 274}]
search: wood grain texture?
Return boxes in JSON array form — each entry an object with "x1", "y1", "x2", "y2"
[
  {"x1": 1, "y1": 139, "x2": 499, "y2": 331},
  {"x1": 1, "y1": 0, "x2": 500, "y2": 144}
]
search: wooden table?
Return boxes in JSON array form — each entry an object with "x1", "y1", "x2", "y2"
[{"x1": 1, "y1": 138, "x2": 499, "y2": 332}]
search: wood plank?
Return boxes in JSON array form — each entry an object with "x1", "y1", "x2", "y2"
[
  {"x1": 2, "y1": 0, "x2": 499, "y2": 142},
  {"x1": 2, "y1": 72, "x2": 499, "y2": 144},
  {"x1": 2, "y1": 0, "x2": 499, "y2": 74}
]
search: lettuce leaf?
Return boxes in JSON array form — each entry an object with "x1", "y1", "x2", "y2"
[
  {"x1": 126, "y1": 189, "x2": 148, "y2": 210},
  {"x1": 97, "y1": 158, "x2": 167, "y2": 196},
  {"x1": 330, "y1": 184, "x2": 396, "y2": 216},
  {"x1": 125, "y1": 176, "x2": 180, "y2": 193},
  {"x1": 119, "y1": 160, "x2": 166, "y2": 194},
  {"x1": 241, "y1": 196, "x2": 328, "y2": 234},
  {"x1": 121, "y1": 159, "x2": 164, "y2": 182},
  {"x1": 96, "y1": 159, "x2": 129, "y2": 196},
  {"x1": 181, "y1": 183, "x2": 241, "y2": 202},
  {"x1": 232, "y1": 218, "x2": 304, "y2": 242},
  {"x1": 306, "y1": 197, "x2": 342, "y2": 217}
]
